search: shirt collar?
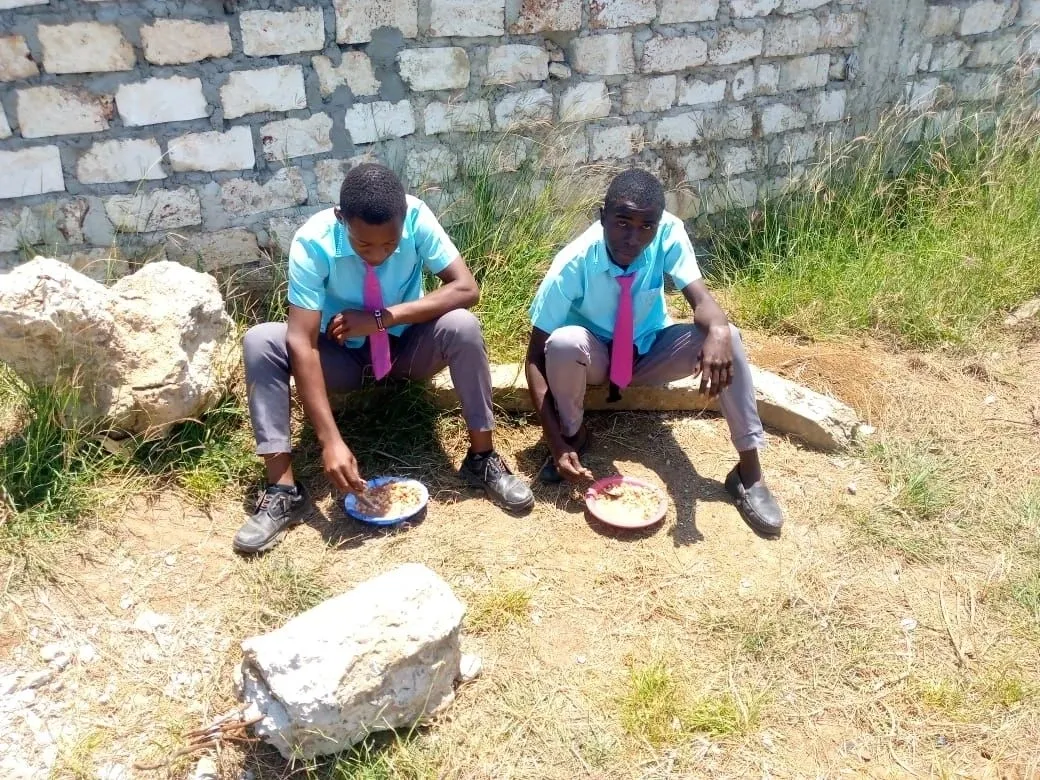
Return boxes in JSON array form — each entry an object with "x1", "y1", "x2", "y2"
[{"x1": 332, "y1": 219, "x2": 357, "y2": 260}]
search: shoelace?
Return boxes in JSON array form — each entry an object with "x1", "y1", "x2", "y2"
[
  {"x1": 255, "y1": 488, "x2": 290, "y2": 513},
  {"x1": 476, "y1": 454, "x2": 509, "y2": 481}
]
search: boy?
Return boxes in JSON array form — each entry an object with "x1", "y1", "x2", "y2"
[
  {"x1": 236, "y1": 163, "x2": 534, "y2": 554},
  {"x1": 524, "y1": 168, "x2": 783, "y2": 536}
]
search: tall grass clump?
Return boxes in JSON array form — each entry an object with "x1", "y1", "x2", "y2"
[
  {"x1": 711, "y1": 91, "x2": 1040, "y2": 346},
  {"x1": 443, "y1": 132, "x2": 610, "y2": 361}
]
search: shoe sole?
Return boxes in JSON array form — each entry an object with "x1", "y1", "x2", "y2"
[{"x1": 459, "y1": 470, "x2": 535, "y2": 514}]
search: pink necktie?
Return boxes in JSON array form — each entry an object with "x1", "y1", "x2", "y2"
[
  {"x1": 610, "y1": 273, "x2": 635, "y2": 390},
  {"x1": 362, "y1": 264, "x2": 392, "y2": 380}
]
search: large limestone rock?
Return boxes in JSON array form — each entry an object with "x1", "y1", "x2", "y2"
[
  {"x1": 237, "y1": 564, "x2": 465, "y2": 760},
  {"x1": 0, "y1": 256, "x2": 235, "y2": 436},
  {"x1": 430, "y1": 362, "x2": 866, "y2": 451}
]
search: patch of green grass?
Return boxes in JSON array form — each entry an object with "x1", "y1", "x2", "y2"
[
  {"x1": 302, "y1": 731, "x2": 441, "y2": 780},
  {"x1": 870, "y1": 441, "x2": 955, "y2": 521},
  {"x1": 239, "y1": 550, "x2": 330, "y2": 631},
  {"x1": 465, "y1": 586, "x2": 531, "y2": 634},
  {"x1": 1010, "y1": 574, "x2": 1040, "y2": 620},
  {"x1": 619, "y1": 662, "x2": 758, "y2": 746},
  {"x1": 711, "y1": 102, "x2": 1040, "y2": 346},
  {"x1": 916, "y1": 678, "x2": 967, "y2": 716},
  {"x1": 982, "y1": 672, "x2": 1032, "y2": 709},
  {"x1": 444, "y1": 134, "x2": 609, "y2": 361},
  {"x1": 845, "y1": 505, "x2": 948, "y2": 564}
]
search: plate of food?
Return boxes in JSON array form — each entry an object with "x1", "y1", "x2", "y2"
[
  {"x1": 584, "y1": 476, "x2": 668, "y2": 529},
  {"x1": 344, "y1": 476, "x2": 429, "y2": 526}
]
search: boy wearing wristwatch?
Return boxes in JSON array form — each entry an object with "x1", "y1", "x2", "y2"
[{"x1": 236, "y1": 163, "x2": 534, "y2": 554}]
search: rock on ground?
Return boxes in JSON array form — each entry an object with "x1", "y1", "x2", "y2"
[
  {"x1": 1004, "y1": 297, "x2": 1040, "y2": 329},
  {"x1": 0, "y1": 257, "x2": 235, "y2": 436},
  {"x1": 238, "y1": 563, "x2": 465, "y2": 760}
]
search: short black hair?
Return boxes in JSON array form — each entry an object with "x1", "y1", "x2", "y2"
[
  {"x1": 604, "y1": 168, "x2": 666, "y2": 214},
  {"x1": 338, "y1": 163, "x2": 408, "y2": 224}
]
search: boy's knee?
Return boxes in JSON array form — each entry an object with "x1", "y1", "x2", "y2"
[
  {"x1": 243, "y1": 322, "x2": 286, "y2": 363},
  {"x1": 545, "y1": 326, "x2": 590, "y2": 364},
  {"x1": 438, "y1": 308, "x2": 485, "y2": 350}
]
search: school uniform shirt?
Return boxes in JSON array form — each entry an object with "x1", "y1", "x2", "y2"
[
  {"x1": 528, "y1": 211, "x2": 702, "y2": 355},
  {"x1": 286, "y1": 196, "x2": 460, "y2": 348}
]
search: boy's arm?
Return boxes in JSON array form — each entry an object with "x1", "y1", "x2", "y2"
[
  {"x1": 681, "y1": 279, "x2": 734, "y2": 396},
  {"x1": 286, "y1": 305, "x2": 367, "y2": 493},
  {"x1": 385, "y1": 256, "x2": 479, "y2": 326},
  {"x1": 525, "y1": 328, "x2": 593, "y2": 482}
]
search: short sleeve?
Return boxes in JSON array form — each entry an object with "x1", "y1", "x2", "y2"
[
  {"x1": 412, "y1": 200, "x2": 460, "y2": 275},
  {"x1": 286, "y1": 236, "x2": 329, "y2": 312},
  {"x1": 529, "y1": 253, "x2": 583, "y2": 334},
  {"x1": 660, "y1": 217, "x2": 702, "y2": 289}
]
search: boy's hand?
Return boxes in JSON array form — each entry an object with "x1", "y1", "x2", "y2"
[
  {"x1": 328, "y1": 310, "x2": 379, "y2": 344},
  {"x1": 555, "y1": 450, "x2": 593, "y2": 483},
  {"x1": 322, "y1": 438, "x2": 367, "y2": 493},
  {"x1": 695, "y1": 324, "x2": 733, "y2": 396}
]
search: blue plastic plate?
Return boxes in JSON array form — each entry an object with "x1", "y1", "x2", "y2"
[{"x1": 343, "y1": 476, "x2": 429, "y2": 526}]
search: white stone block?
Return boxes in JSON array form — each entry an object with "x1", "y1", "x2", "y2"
[
  {"x1": 906, "y1": 77, "x2": 941, "y2": 111},
  {"x1": 0, "y1": 200, "x2": 88, "y2": 253},
  {"x1": 730, "y1": 0, "x2": 778, "y2": 16},
  {"x1": 430, "y1": 0, "x2": 505, "y2": 36},
  {"x1": 16, "y1": 87, "x2": 112, "y2": 138},
  {"x1": 494, "y1": 88, "x2": 552, "y2": 130},
  {"x1": 141, "y1": 20, "x2": 232, "y2": 65},
  {"x1": 398, "y1": 48, "x2": 470, "y2": 91},
  {"x1": 261, "y1": 114, "x2": 333, "y2": 161},
  {"x1": 560, "y1": 81, "x2": 611, "y2": 122},
  {"x1": 221, "y1": 66, "x2": 307, "y2": 120},
  {"x1": 0, "y1": 104, "x2": 9, "y2": 140},
  {"x1": 928, "y1": 40, "x2": 969, "y2": 71},
  {"x1": 0, "y1": 35, "x2": 39, "y2": 82},
  {"x1": 116, "y1": 77, "x2": 208, "y2": 127},
  {"x1": 590, "y1": 0, "x2": 655, "y2": 29},
  {"x1": 698, "y1": 106, "x2": 754, "y2": 139},
  {"x1": 957, "y1": 72, "x2": 1001, "y2": 101},
  {"x1": 0, "y1": 146, "x2": 64, "y2": 199},
  {"x1": 764, "y1": 16, "x2": 821, "y2": 56},
  {"x1": 779, "y1": 54, "x2": 829, "y2": 91},
  {"x1": 620, "y1": 76, "x2": 676, "y2": 113},
  {"x1": 821, "y1": 13, "x2": 863, "y2": 48},
  {"x1": 334, "y1": 0, "x2": 418, "y2": 43},
  {"x1": 424, "y1": 100, "x2": 492, "y2": 134},
  {"x1": 78, "y1": 139, "x2": 165, "y2": 184},
  {"x1": 485, "y1": 44, "x2": 549, "y2": 84},
  {"x1": 221, "y1": 168, "x2": 308, "y2": 217},
  {"x1": 923, "y1": 6, "x2": 960, "y2": 38},
  {"x1": 968, "y1": 34, "x2": 1021, "y2": 66},
  {"x1": 732, "y1": 64, "x2": 779, "y2": 101},
  {"x1": 677, "y1": 78, "x2": 726, "y2": 106},
  {"x1": 652, "y1": 112, "x2": 702, "y2": 145},
  {"x1": 313, "y1": 53, "x2": 380, "y2": 97},
  {"x1": 511, "y1": 0, "x2": 582, "y2": 33},
  {"x1": 240, "y1": 8, "x2": 325, "y2": 57},
  {"x1": 166, "y1": 228, "x2": 261, "y2": 273},
  {"x1": 104, "y1": 188, "x2": 201, "y2": 233},
  {"x1": 761, "y1": 103, "x2": 808, "y2": 134},
  {"x1": 779, "y1": 0, "x2": 828, "y2": 13},
  {"x1": 345, "y1": 100, "x2": 415, "y2": 144},
  {"x1": 960, "y1": 1, "x2": 1008, "y2": 35},
  {"x1": 679, "y1": 151, "x2": 710, "y2": 180},
  {"x1": 38, "y1": 23, "x2": 134, "y2": 74},
  {"x1": 809, "y1": 89, "x2": 846, "y2": 123},
  {"x1": 709, "y1": 28, "x2": 764, "y2": 65},
  {"x1": 702, "y1": 178, "x2": 757, "y2": 214},
  {"x1": 719, "y1": 145, "x2": 762, "y2": 176},
  {"x1": 642, "y1": 35, "x2": 708, "y2": 73},
  {"x1": 589, "y1": 125, "x2": 644, "y2": 160},
  {"x1": 771, "y1": 130, "x2": 817, "y2": 165},
  {"x1": 405, "y1": 146, "x2": 457, "y2": 186},
  {"x1": 659, "y1": 0, "x2": 719, "y2": 23},
  {"x1": 571, "y1": 33, "x2": 635, "y2": 75},
  {"x1": 0, "y1": 0, "x2": 48, "y2": 7},
  {"x1": 169, "y1": 126, "x2": 255, "y2": 173}
]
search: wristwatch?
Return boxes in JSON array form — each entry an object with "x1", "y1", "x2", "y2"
[{"x1": 373, "y1": 309, "x2": 386, "y2": 331}]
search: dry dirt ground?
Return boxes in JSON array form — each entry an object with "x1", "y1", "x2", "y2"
[{"x1": 1, "y1": 330, "x2": 1038, "y2": 780}]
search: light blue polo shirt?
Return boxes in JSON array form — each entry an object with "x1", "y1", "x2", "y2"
[
  {"x1": 287, "y1": 196, "x2": 460, "y2": 348},
  {"x1": 529, "y1": 211, "x2": 702, "y2": 355}
]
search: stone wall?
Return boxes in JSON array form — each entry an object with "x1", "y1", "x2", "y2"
[{"x1": 0, "y1": 0, "x2": 1037, "y2": 280}]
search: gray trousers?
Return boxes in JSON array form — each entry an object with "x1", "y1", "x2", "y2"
[
  {"x1": 544, "y1": 323, "x2": 766, "y2": 452},
  {"x1": 244, "y1": 309, "x2": 494, "y2": 456}
]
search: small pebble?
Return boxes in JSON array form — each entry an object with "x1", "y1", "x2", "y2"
[
  {"x1": 575, "y1": 655, "x2": 586, "y2": 665},
  {"x1": 459, "y1": 654, "x2": 483, "y2": 683},
  {"x1": 936, "y1": 735, "x2": 949, "y2": 747},
  {"x1": 119, "y1": 594, "x2": 135, "y2": 610},
  {"x1": 901, "y1": 617, "x2": 918, "y2": 632},
  {"x1": 133, "y1": 610, "x2": 172, "y2": 634},
  {"x1": 77, "y1": 644, "x2": 98, "y2": 664},
  {"x1": 97, "y1": 763, "x2": 129, "y2": 780},
  {"x1": 164, "y1": 554, "x2": 177, "y2": 567},
  {"x1": 39, "y1": 643, "x2": 68, "y2": 663},
  {"x1": 0, "y1": 673, "x2": 20, "y2": 696},
  {"x1": 191, "y1": 756, "x2": 218, "y2": 780},
  {"x1": 847, "y1": 482, "x2": 857, "y2": 495}
]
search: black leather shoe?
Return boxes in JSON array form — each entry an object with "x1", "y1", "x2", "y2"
[
  {"x1": 460, "y1": 452, "x2": 535, "y2": 513},
  {"x1": 233, "y1": 482, "x2": 306, "y2": 554},
  {"x1": 725, "y1": 466, "x2": 783, "y2": 537}
]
